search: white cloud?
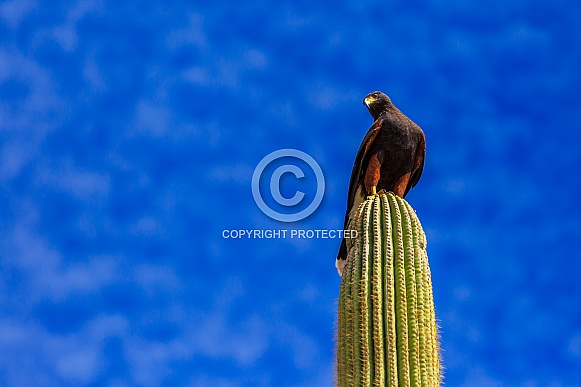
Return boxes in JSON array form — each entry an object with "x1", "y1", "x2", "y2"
[
  {"x1": 34, "y1": 162, "x2": 111, "y2": 202},
  {"x1": 166, "y1": 13, "x2": 207, "y2": 50},
  {"x1": 132, "y1": 99, "x2": 171, "y2": 137},
  {"x1": 55, "y1": 346, "x2": 101, "y2": 383},
  {"x1": 0, "y1": 0, "x2": 37, "y2": 29},
  {"x1": 206, "y1": 163, "x2": 253, "y2": 183}
]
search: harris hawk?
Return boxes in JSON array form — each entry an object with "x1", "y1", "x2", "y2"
[{"x1": 336, "y1": 91, "x2": 426, "y2": 276}]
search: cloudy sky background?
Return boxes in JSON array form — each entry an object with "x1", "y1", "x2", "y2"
[{"x1": 1, "y1": 0, "x2": 580, "y2": 386}]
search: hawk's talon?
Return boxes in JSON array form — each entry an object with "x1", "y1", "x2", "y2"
[{"x1": 367, "y1": 185, "x2": 378, "y2": 199}]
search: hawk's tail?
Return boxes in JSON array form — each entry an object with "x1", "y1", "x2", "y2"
[{"x1": 335, "y1": 237, "x2": 347, "y2": 276}]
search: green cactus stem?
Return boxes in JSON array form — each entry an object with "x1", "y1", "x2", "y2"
[{"x1": 337, "y1": 191, "x2": 440, "y2": 387}]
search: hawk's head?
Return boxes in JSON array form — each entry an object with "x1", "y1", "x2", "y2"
[{"x1": 363, "y1": 91, "x2": 392, "y2": 119}]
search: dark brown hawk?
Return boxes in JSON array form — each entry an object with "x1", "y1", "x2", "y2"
[{"x1": 336, "y1": 91, "x2": 426, "y2": 276}]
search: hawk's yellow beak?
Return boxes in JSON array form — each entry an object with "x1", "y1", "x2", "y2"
[{"x1": 364, "y1": 95, "x2": 376, "y2": 107}]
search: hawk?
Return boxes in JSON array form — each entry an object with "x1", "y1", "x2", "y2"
[{"x1": 336, "y1": 91, "x2": 426, "y2": 276}]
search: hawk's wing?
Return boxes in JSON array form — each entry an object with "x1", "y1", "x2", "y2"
[
  {"x1": 343, "y1": 119, "x2": 382, "y2": 228},
  {"x1": 336, "y1": 119, "x2": 382, "y2": 273},
  {"x1": 404, "y1": 129, "x2": 426, "y2": 197}
]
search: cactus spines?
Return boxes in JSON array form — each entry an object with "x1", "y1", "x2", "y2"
[{"x1": 337, "y1": 191, "x2": 440, "y2": 387}]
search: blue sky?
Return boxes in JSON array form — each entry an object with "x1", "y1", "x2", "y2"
[{"x1": 1, "y1": 0, "x2": 581, "y2": 386}]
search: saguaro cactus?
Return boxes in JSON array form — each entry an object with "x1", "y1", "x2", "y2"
[{"x1": 337, "y1": 191, "x2": 440, "y2": 387}]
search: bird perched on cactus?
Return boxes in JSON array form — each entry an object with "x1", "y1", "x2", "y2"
[{"x1": 336, "y1": 91, "x2": 426, "y2": 276}]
